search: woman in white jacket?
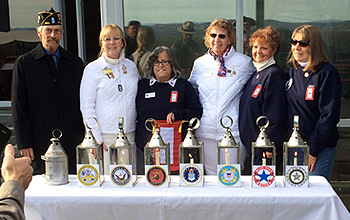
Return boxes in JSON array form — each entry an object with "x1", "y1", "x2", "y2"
[
  {"x1": 80, "y1": 24, "x2": 139, "y2": 174},
  {"x1": 189, "y1": 18, "x2": 255, "y2": 174}
]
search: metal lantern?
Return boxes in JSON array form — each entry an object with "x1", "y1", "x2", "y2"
[
  {"x1": 41, "y1": 129, "x2": 68, "y2": 185},
  {"x1": 76, "y1": 117, "x2": 104, "y2": 187},
  {"x1": 251, "y1": 116, "x2": 276, "y2": 167},
  {"x1": 217, "y1": 115, "x2": 239, "y2": 165},
  {"x1": 283, "y1": 115, "x2": 309, "y2": 187},
  {"x1": 179, "y1": 118, "x2": 204, "y2": 187},
  {"x1": 179, "y1": 118, "x2": 203, "y2": 164},
  {"x1": 144, "y1": 118, "x2": 170, "y2": 187},
  {"x1": 217, "y1": 116, "x2": 241, "y2": 187},
  {"x1": 283, "y1": 115, "x2": 310, "y2": 169},
  {"x1": 251, "y1": 116, "x2": 276, "y2": 188},
  {"x1": 109, "y1": 117, "x2": 137, "y2": 187}
]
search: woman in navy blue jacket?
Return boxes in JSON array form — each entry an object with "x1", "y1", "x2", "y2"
[
  {"x1": 239, "y1": 26, "x2": 288, "y2": 171},
  {"x1": 286, "y1": 25, "x2": 341, "y2": 182}
]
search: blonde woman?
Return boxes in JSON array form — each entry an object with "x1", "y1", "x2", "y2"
[{"x1": 80, "y1": 24, "x2": 139, "y2": 174}]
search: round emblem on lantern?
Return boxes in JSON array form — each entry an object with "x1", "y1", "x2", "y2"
[
  {"x1": 218, "y1": 165, "x2": 240, "y2": 186},
  {"x1": 286, "y1": 166, "x2": 307, "y2": 187},
  {"x1": 181, "y1": 164, "x2": 202, "y2": 186},
  {"x1": 252, "y1": 166, "x2": 275, "y2": 187},
  {"x1": 110, "y1": 166, "x2": 131, "y2": 186},
  {"x1": 78, "y1": 165, "x2": 99, "y2": 186},
  {"x1": 146, "y1": 166, "x2": 167, "y2": 186}
]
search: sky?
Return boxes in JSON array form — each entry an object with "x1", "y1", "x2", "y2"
[{"x1": 8, "y1": 0, "x2": 350, "y2": 28}]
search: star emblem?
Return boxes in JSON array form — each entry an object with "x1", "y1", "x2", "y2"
[
  {"x1": 292, "y1": 171, "x2": 301, "y2": 181},
  {"x1": 258, "y1": 170, "x2": 270, "y2": 183}
]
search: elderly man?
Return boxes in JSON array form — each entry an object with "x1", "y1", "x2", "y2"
[{"x1": 11, "y1": 8, "x2": 85, "y2": 174}]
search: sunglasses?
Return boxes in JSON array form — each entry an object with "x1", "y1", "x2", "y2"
[
  {"x1": 291, "y1": 39, "x2": 310, "y2": 47},
  {"x1": 210, "y1": 33, "x2": 226, "y2": 39}
]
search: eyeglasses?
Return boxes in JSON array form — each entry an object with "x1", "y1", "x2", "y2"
[
  {"x1": 153, "y1": 60, "x2": 171, "y2": 66},
  {"x1": 291, "y1": 39, "x2": 310, "y2": 47},
  {"x1": 102, "y1": 37, "x2": 120, "y2": 42},
  {"x1": 210, "y1": 33, "x2": 226, "y2": 39}
]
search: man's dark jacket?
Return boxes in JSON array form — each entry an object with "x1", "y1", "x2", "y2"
[{"x1": 11, "y1": 43, "x2": 85, "y2": 174}]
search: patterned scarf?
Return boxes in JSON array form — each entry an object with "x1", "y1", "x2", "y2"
[{"x1": 209, "y1": 46, "x2": 230, "y2": 77}]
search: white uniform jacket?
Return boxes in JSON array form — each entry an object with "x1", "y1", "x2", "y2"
[
  {"x1": 189, "y1": 47, "x2": 255, "y2": 141},
  {"x1": 80, "y1": 55, "x2": 139, "y2": 143}
]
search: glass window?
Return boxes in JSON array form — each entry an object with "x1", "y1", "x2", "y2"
[
  {"x1": 243, "y1": 0, "x2": 350, "y2": 118},
  {"x1": 124, "y1": 0, "x2": 236, "y2": 79},
  {"x1": 0, "y1": 0, "x2": 54, "y2": 101},
  {"x1": 9, "y1": 0, "x2": 55, "y2": 28}
]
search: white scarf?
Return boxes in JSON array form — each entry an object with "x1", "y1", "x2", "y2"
[
  {"x1": 298, "y1": 61, "x2": 309, "y2": 67},
  {"x1": 253, "y1": 56, "x2": 276, "y2": 72},
  {"x1": 103, "y1": 53, "x2": 122, "y2": 66}
]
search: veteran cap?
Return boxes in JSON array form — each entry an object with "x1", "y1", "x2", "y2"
[{"x1": 37, "y1": 7, "x2": 61, "y2": 26}]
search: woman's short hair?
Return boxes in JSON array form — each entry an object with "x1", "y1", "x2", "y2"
[
  {"x1": 98, "y1": 24, "x2": 126, "y2": 57},
  {"x1": 249, "y1": 26, "x2": 280, "y2": 54},
  {"x1": 288, "y1": 25, "x2": 328, "y2": 72},
  {"x1": 146, "y1": 46, "x2": 181, "y2": 79},
  {"x1": 204, "y1": 18, "x2": 236, "y2": 49}
]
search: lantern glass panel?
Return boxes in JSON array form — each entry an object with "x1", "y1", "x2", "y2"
[
  {"x1": 217, "y1": 144, "x2": 239, "y2": 165},
  {"x1": 251, "y1": 143, "x2": 276, "y2": 166},
  {"x1": 179, "y1": 143, "x2": 203, "y2": 164}
]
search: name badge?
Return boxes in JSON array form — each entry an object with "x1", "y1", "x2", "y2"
[
  {"x1": 145, "y1": 92, "x2": 155, "y2": 99},
  {"x1": 251, "y1": 84, "x2": 262, "y2": 98},
  {"x1": 170, "y1": 91, "x2": 178, "y2": 103},
  {"x1": 305, "y1": 86, "x2": 315, "y2": 100}
]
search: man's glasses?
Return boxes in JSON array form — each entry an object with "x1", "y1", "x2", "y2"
[
  {"x1": 102, "y1": 37, "x2": 120, "y2": 42},
  {"x1": 210, "y1": 33, "x2": 226, "y2": 39},
  {"x1": 154, "y1": 60, "x2": 171, "y2": 66},
  {"x1": 291, "y1": 39, "x2": 310, "y2": 47}
]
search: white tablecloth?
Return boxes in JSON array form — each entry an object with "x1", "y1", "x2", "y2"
[{"x1": 24, "y1": 175, "x2": 350, "y2": 220}]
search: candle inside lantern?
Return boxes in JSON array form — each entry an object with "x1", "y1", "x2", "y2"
[
  {"x1": 120, "y1": 150, "x2": 126, "y2": 165},
  {"x1": 155, "y1": 148, "x2": 160, "y2": 165},
  {"x1": 294, "y1": 151, "x2": 298, "y2": 166},
  {"x1": 262, "y1": 152, "x2": 266, "y2": 166},
  {"x1": 225, "y1": 148, "x2": 230, "y2": 164},
  {"x1": 189, "y1": 153, "x2": 194, "y2": 164},
  {"x1": 89, "y1": 149, "x2": 95, "y2": 164}
]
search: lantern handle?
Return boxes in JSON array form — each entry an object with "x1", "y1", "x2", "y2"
[
  {"x1": 256, "y1": 116, "x2": 269, "y2": 131},
  {"x1": 145, "y1": 118, "x2": 158, "y2": 132},
  {"x1": 188, "y1": 117, "x2": 200, "y2": 130},
  {"x1": 118, "y1": 117, "x2": 124, "y2": 130},
  {"x1": 52, "y1": 129, "x2": 62, "y2": 138},
  {"x1": 220, "y1": 115, "x2": 233, "y2": 129},
  {"x1": 293, "y1": 115, "x2": 299, "y2": 130},
  {"x1": 85, "y1": 117, "x2": 98, "y2": 130}
]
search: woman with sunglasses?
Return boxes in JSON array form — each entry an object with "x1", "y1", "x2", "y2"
[
  {"x1": 189, "y1": 18, "x2": 255, "y2": 174},
  {"x1": 80, "y1": 24, "x2": 139, "y2": 174},
  {"x1": 135, "y1": 46, "x2": 202, "y2": 174},
  {"x1": 286, "y1": 25, "x2": 341, "y2": 182},
  {"x1": 239, "y1": 26, "x2": 288, "y2": 171}
]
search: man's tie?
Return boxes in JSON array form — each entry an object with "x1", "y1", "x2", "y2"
[{"x1": 52, "y1": 55, "x2": 59, "y2": 70}]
